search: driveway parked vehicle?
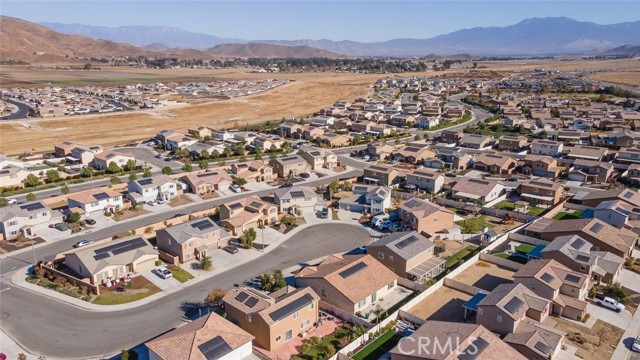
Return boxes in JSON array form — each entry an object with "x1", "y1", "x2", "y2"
[
  {"x1": 73, "y1": 240, "x2": 94, "y2": 248},
  {"x1": 300, "y1": 172, "x2": 310, "y2": 179},
  {"x1": 632, "y1": 336, "x2": 640, "y2": 352},
  {"x1": 230, "y1": 184, "x2": 242, "y2": 193},
  {"x1": 320, "y1": 207, "x2": 329, "y2": 219},
  {"x1": 7, "y1": 199, "x2": 17, "y2": 204},
  {"x1": 54, "y1": 223, "x2": 69, "y2": 231},
  {"x1": 84, "y1": 218, "x2": 96, "y2": 225},
  {"x1": 224, "y1": 245, "x2": 239, "y2": 254},
  {"x1": 154, "y1": 268, "x2": 172, "y2": 279},
  {"x1": 279, "y1": 182, "x2": 293, "y2": 188},
  {"x1": 594, "y1": 294, "x2": 625, "y2": 312}
]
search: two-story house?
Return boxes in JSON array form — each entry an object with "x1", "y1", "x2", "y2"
[
  {"x1": 182, "y1": 170, "x2": 233, "y2": 195},
  {"x1": 219, "y1": 196, "x2": 277, "y2": 235},
  {"x1": 530, "y1": 139, "x2": 563, "y2": 157},
  {"x1": 498, "y1": 136, "x2": 529, "y2": 152},
  {"x1": 231, "y1": 161, "x2": 274, "y2": 183},
  {"x1": 518, "y1": 178, "x2": 563, "y2": 207},
  {"x1": 92, "y1": 151, "x2": 135, "y2": 171},
  {"x1": 338, "y1": 184, "x2": 391, "y2": 214},
  {"x1": 269, "y1": 156, "x2": 309, "y2": 178},
  {"x1": 301, "y1": 149, "x2": 337, "y2": 170},
  {"x1": 0, "y1": 201, "x2": 59, "y2": 240},
  {"x1": 156, "y1": 217, "x2": 230, "y2": 263},
  {"x1": 472, "y1": 153, "x2": 517, "y2": 175},
  {"x1": 67, "y1": 188, "x2": 123, "y2": 214},
  {"x1": 450, "y1": 178, "x2": 505, "y2": 204},
  {"x1": 273, "y1": 186, "x2": 319, "y2": 213},
  {"x1": 363, "y1": 164, "x2": 399, "y2": 186},
  {"x1": 127, "y1": 175, "x2": 178, "y2": 204},
  {"x1": 405, "y1": 169, "x2": 444, "y2": 193},
  {"x1": 397, "y1": 198, "x2": 454, "y2": 236}
]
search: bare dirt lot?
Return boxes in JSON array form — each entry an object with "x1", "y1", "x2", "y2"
[
  {"x1": 408, "y1": 286, "x2": 471, "y2": 321},
  {"x1": 554, "y1": 318, "x2": 624, "y2": 360},
  {"x1": 452, "y1": 261, "x2": 515, "y2": 292}
]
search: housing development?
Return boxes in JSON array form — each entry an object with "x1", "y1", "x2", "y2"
[{"x1": 1, "y1": 8, "x2": 640, "y2": 360}]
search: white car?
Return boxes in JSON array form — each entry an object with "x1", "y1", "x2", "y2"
[
  {"x1": 377, "y1": 220, "x2": 392, "y2": 229},
  {"x1": 7, "y1": 199, "x2": 17, "y2": 204},
  {"x1": 230, "y1": 184, "x2": 242, "y2": 193},
  {"x1": 147, "y1": 200, "x2": 157, "y2": 206},
  {"x1": 632, "y1": 336, "x2": 640, "y2": 352},
  {"x1": 155, "y1": 267, "x2": 172, "y2": 279}
]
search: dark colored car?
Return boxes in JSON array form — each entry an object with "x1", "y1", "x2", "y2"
[
  {"x1": 320, "y1": 207, "x2": 329, "y2": 218},
  {"x1": 279, "y1": 182, "x2": 293, "y2": 188},
  {"x1": 85, "y1": 218, "x2": 96, "y2": 225},
  {"x1": 224, "y1": 245, "x2": 239, "y2": 254},
  {"x1": 54, "y1": 223, "x2": 69, "y2": 231},
  {"x1": 300, "y1": 172, "x2": 310, "y2": 179}
]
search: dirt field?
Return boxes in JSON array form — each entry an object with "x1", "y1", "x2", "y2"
[
  {"x1": 452, "y1": 261, "x2": 515, "y2": 292},
  {"x1": 408, "y1": 286, "x2": 471, "y2": 321},
  {"x1": 554, "y1": 318, "x2": 623, "y2": 360}
]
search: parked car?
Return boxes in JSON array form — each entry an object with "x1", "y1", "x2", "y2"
[
  {"x1": 360, "y1": 155, "x2": 370, "y2": 161},
  {"x1": 388, "y1": 222, "x2": 402, "y2": 231},
  {"x1": 54, "y1": 223, "x2": 69, "y2": 231},
  {"x1": 300, "y1": 172, "x2": 310, "y2": 179},
  {"x1": 224, "y1": 245, "x2": 239, "y2": 254},
  {"x1": 377, "y1": 220, "x2": 392, "y2": 229},
  {"x1": 320, "y1": 207, "x2": 329, "y2": 219},
  {"x1": 7, "y1": 199, "x2": 17, "y2": 204},
  {"x1": 84, "y1": 218, "x2": 96, "y2": 225},
  {"x1": 632, "y1": 336, "x2": 640, "y2": 352},
  {"x1": 154, "y1": 154, "x2": 162, "y2": 158},
  {"x1": 73, "y1": 240, "x2": 94, "y2": 248},
  {"x1": 416, "y1": 165, "x2": 425, "y2": 170},
  {"x1": 371, "y1": 214, "x2": 390, "y2": 227},
  {"x1": 279, "y1": 182, "x2": 293, "y2": 188},
  {"x1": 230, "y1": 184, "x2": 242, "y2": 193},
  {"x1": 370, "y1": 156, "x2": 379, "y2": 162},
  {"x1": 155, "y1": 267, "x2": 172, "y2": 279},
  {"x1": 594, "y1": 294, "x2": 625, "y2": 312},
  {"x1": 147, "y1": 200, "x2": 158, "y2": 206},
  {"x1": 389, "y1": 159, "x2": 399, "y2": 165}
]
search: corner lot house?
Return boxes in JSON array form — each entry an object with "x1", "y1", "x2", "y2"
[
  {"x1": 220, "y1": 196, "x2": 277, "y2": 235},
  {"x1": 301, "y1": 149, "x2": 337, "y2": 170},
  {"x1": 67, "y1": 188, "x2": 123, "y2": 214},
  {"x1": 368, "y1": 231, "x2": 445, "y2": 281},
  {"x1": 64, "y1": 235, "x2": 158, "y2": 285},
  {"x1": 397, "y1": 198, "x2": 454, "y2": 236},
  {"x1": 0, "y1": 201, "x2": 59, "y2": 240},
  {"x1": 223, "y1": 286, "x2": 319, "y2": 351},
  {"x1": 156, "y1": 217, "x2": 230, "y2": 263},
  {"x1": 269, "y1": 156, "x2": 308, "y2": 178},
  {"x1": 92, "y1": 151, "x2": 135, "y2": 171},
  {"x1": 127, "y1": 175, "x2": 178, "y2": 203},
  {"x1": 273, "y1": 186, "x2": 318, "y2": 213},
  {"x1": 0, "y1": 165, "x2": 30, "y2": 188},
  {"x1": 338, "y1": 184, "x2": 391, "y2": 214},
  {"x1": 146, "y1": 312, "x2": 255, "y2": 360},
  {"x1": 182, "y1": 170, "x2": 233, "y2": 195},
  {"x1": 295, "y1": 254, "x2": 399, "y2": 315}
]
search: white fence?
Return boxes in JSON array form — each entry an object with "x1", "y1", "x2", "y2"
[
  {"x1": 444, "y1": 278, "x2": 484, "y2": 296},
  {"x1": 319, "y1": 300, "x2": 372, "y2": 329}
]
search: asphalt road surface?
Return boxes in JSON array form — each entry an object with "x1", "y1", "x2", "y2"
[
  {"x1": 0, "y1": 99, "x2": 34, "y2": 120},
  {"x1": 0, "y1": 223, "x2": 371, "y2": 358}
]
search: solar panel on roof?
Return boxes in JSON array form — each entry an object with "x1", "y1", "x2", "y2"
[
  {"x1": 268, "y1": 294, "x2": 314, "y2": 321},
  {"x1": 565, "y1": 274, "x2": 581, "y2": 283},
  {"x1": 570, "y1": 238, "x2": 586, "y2": 250},
  {"x1": 504, "y1": 296, "x2": 524, "y2": 314},
  {"x1": 339, "y1": 261, "x2": 368, "y2": 279},
  {"x1": 19, "y1": 202, "x2": 45, "y2": 211},
  {"x1": 93, "y1": 253, "x2": 110, "y2": 261},
  {"x1": 290, "y1": 191, "x2": 305, "y2": 198},
  {"x1": 589, "y1": 223, "x2": 603, "y2": 233},
  {"x1": 198, "y1": 336, "x2": 233, "y2": 360},
  {"x1": 191, "y1": 220, "x2": 214, "y2": 231},
  {"x1": 533, "y1": 341, "x2": 551, "y2": 355},
  {"x1": 137, "y1": 178, "x2": 153, "y2": 186},
  {"x1": 235, "y1": 292, "x2": 249, "y2": 302},
  {"x1": 249, "y1": 201, "x2": 263, "y2": 208},
  {"x1": 458, "y1": 336, "x2": 489, "y2": 360},
  {"x1": 244, "y1": 297, "x2": 259, "y2": 308},
  {"x1": 541, "y1": 272, "x2": 555, "y2": 283},
  {"x1": 404, "y1": 199, "x2": 422, "y2": 208},
  {"x1": 94, "y1": 237, "x2": 147, "y2": 255},
  {"x1": 395, "y1": 235, "x2": 421, "y2": 250},
  {"x1": 309, "y1": 151, "x2": 321, "y2": 156},
  {"x1": 282, "y1": 156, "x2": 298, "y2": 161},
  {"x1": 624, "y1": 191, "x2": 635, "y2": 199},
  {"x1": 575, "y1": 254, "x2": 591, "y2": 262},
  {"x1": 229, "y1": 203, "x2": 243, "y2": 210},
  {"x1": 93, "y1": 192, "x2": 110, "y2": 201}
]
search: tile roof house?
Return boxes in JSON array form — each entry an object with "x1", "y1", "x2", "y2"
[
  {"x1": 405, "y1": 169, "x2": 444, "y2": 193},
  {"x1": 367, "y1": 231, "x2": 445, "y2": 281},
  {"x1": 450, "y1": 178, "x2": 505, "y2": 204},
  {"x1": 567, "y1": 159, "x2": 614, "y2": 184},
  {"x1": 146, "y1": 312, "x2": 255, "y2": 360},
  {"x1": 156, "y1": 217, "x2": 230, "y2": 263},
  {"x1": 269, "y1": 156, "x2": 309, "y2": 178},
  {"x1": 0, "y1": 201, "x2": 60, "y2": 240},
  {"x1": 92, "y1": 151, "x2": 135, "y2": 171},
  {"x1": 472, "y1": 153, "x2": 517, "y2": 175},
  {"x1": 573, "y1": 188, "x2": 640, "y2": 209},
  {"x1": 223, "y1": 286, "x2": 320, "y2": 351},
  {"x1": 182, "y1": 170, "x2": 233, "y2": 195},
  {"x1": 295, "y1": 254, "x2": 399, "y2": 315},
  {"x1": 67, "y1": 188, "x2": 124, "y2": 214},
  {"x1": 521, "y1": 155, "x2": 564, "y2": 179},
  {"x1": 337, "y1": 184, "x2": 391, "y2": 215},
  {"x1": 541, "y1": 235, "x2": 624, "y2": 284},
  {"x1": 127, "y1": 175, "x2": 178, "y2": 204},
  {"x1": 497, "y1": 135, "x2": 529, "y2": 152},
  {"x1": 366, "y1": 141, "x2": 397, "y2": 160},
  {"x1": 0, "y1": 165, "x2": 30, "y2": 188},
  {"x1": 64, "y1": 235, "x2": 158, "y2": 285},
  {"x1": 301, "y1": 149, "x2": 337, "y2": 170},
  {"x1": 315, "y1": 132, "x2": 351, "y2": 147},
  {"x1": 530, "y1": 139, "x2": 564, "y2": 157},
  {"x1": 363, "y1": 164, "x2": 400, "y2": 186},
  {"x1": 273, "y1": 186, "x2": 319, "y2": 213},
  {"x1": 219, "y1": 196, "x2": 277, "y2": 236},
  {"x1": 593, "y1": 199, "x2": 640, "y2": 231},
  {"x1": 625, "y1": 164, "x2": 640, "y2": 186},
  {"x1": 230, "y1": 161, "x2": 274, "y2": 183},
  {"x1": 459, "y1": 134, "x2": 494, "y2": 149},
  {"x1": 565, "y1": 145, "x2": 609, "y2": 161},
  {"x1": 518, "y1": 178, "x2": 563, "y2": 207},
  {"x1": 513, "y1": 259, "x2": 589, "y2": 321},
  {"x1": 389, "y1": 320, "x2": 527, "y2": 360},
  {"x1": 397, "y1": 198, "x2": 454, "y2": 236},
  {"x1": 392, "y1": 145, "x2": 436, "y2": 164}
]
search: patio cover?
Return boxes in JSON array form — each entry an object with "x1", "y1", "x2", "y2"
[{"x1": 462, "y1": 292, "x2": 488, "y2": 312}]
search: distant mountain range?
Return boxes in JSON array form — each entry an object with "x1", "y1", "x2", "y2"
[
  {"x1": 599, "y1": 44, "x2": 640, "y2": 56},
  {"x1": 204, "y1": 43, "x2": 340, "y2": 58},
  {"x1": 41, "y1": 17, "x2": 640, "y2": 56}
]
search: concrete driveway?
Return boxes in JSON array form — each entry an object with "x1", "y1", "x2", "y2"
[
  {"x1": 586, "y1": 302, "x2": 634, "y2": 328},
  {"x1": 619, "y1": 269, "x2": 640, "y2": 293},
  {"x1": 145, "y1": 267, "x2": 182, "y2": 291}
]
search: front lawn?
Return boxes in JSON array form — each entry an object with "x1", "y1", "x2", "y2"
[
  {"x1": 445, "y1": 245, "x2": 478, "y2": 268},
  {"x1": 169, "y1": 266, "x2": 194, "y2": 283},
  {"x1": 455, "y1": 215, "x2": 495, "y2": 233},
  {"x1": 526, "y1": 206, "x2": 546, "y2": 216},
  {"x1": 92, "y1": 283, "x2": 161, "y2": 305},
  {"x1": 553, "y1": 210, "x2": 582, "y2": 220},
  {"x1": 352, "y1": 330, "x2": 403, "y2": 360}
]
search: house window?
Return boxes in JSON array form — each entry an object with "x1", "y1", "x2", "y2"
[
  {"x1": 358, "y1": 299, "x2": 366, "y2": 308},
  {"x1": 389, "y1": 256, "x2": 394, "y2": 262},
  {"x1": 301, "y1": 319, "x2": 310, "y2": 328},
  {"x1": 188, "y1": 242, "x2": 193, "y2": 248},
  {"x1": 388, "y1": 282, "x2": 394, "y2": 290},
  {"x1": 293, "y1": 311, "x2": 299, "y2": 319},
  {"x1": 433, "y1": 217, "x2": 439, "y2": 223},
  {"x1": 378, "y1": 252, "x2": 384, "y2": 260},
  {"x1": 478, "y1": 308, "x2": 483, "y2": 315},
  {"x1": 276, "y1": 335, "x2": 282, "y2": 342},
  {"x1": 285, "y1": 329, "x2": 293, "y2": 341},
  {"x1": 309, "y1": 303, "x2": 314, "y2": 310},
  {"x1": 533, "y1": 188, "x2": 539, "y2": 193},
  {"x1": 497, "y1": 315, "x2": 502, "y2": 323},
  {"x1": 42, "y1": 212, "x2": 47, "y2": 217},
  {"x1": 580, "y1": 264, "x2": 587, "y2": 271},
  {"x1": 168, "y1": 239, "x2": 171, "y2": 245}
]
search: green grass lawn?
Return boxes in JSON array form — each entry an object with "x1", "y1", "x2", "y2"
[
  {"x1": 515, "y1": 244, "x2": 535, "y2": 254},
  {"x1": 455, "y1": 215, "x2": 495, "y2": 233},
  {"x1": 493, "y1": 201, "x2": 522, "y2": 211},
  {"x1": 445, "y1": 245, "x2": 478, "y2": 268},
  {"x1": 352, "y1": 330, "x2": 403, "y2": 360},
  {"x1": 553, "y1": 210, "x2": 582, "y2": 220},
  {"x1": 92, "y1": 284, "x2": 161, "y2": 305},
  {"x1": 294, "y1": 326, "x2": 351, "y2": 360},
  {"x1": 170, "y1": 267, "x2": 194, "y2": 283},
  {"x1": 331, "y1": 209, "x2": 340, "y2": 220},
  {"x1": 526, "y1": 206, "x2": 546, "y2": 216},
  {"x1": 494, "y1": 252, "x2": 510, "y2": 259}
]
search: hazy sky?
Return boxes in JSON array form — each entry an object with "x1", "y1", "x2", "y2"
[{"x1": 3, "y1": 1, "x2": 639, "y2": 42}]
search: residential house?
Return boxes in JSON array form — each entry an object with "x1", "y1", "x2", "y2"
[
  {"x1": 187, "y1": 125, "x2": 212, "y2": 139},
  {"x1": 0, "y1": 201, "x2": 59, "y2": 240},
  {"x1": 315, "y1": 132, "x2": 350, "y2": 147},
  {"x1": 567, "y1": 159, "x2": 613, "y2": 184},
  {"x1": 182, "y1": 170, "x2": 233, "y2": 195},
  {"x1": 450, "y1": 178, "x2": 505, "y2": 204},
  {"x1": 615, "y1": 147, "x2": 640, "y2": 165},
  {"x1": 351, "y1": 120, "x2": 374, "y2": 133},
  {"x1": 392, "y1": 145, "x2": 436, "y2": 164},
  {"x1": 518, "y1": 178, "x2": 563, "y2": 207},
  {"x1": 513, "y1": 259, "x2": 589, "y2": 321},
  {"x1": 273, "y1": 186, "x2": 319, "y2": 213},
  {"x1": 337, "y1": 184, "x2": 391, "y2": 214},
  {"x1": 459, "y1": 134, "x2": 494, "y2": 149},
  {"x1": 219, "y1": 196, "x2": 277, "y2": 235},
  {"x1": 521, "y1": 155, "x2": 564, "y2": 179},
  {"x1": 295, "y1": 254, "x2": 399, "y2": 315},
  {"x1": 69, "y1": 145, "x2": 104, "y2": 165},
  {"x1": 146, "y1": 312, "x2": 255, "y2": 360},
  {"x1": 231, "y1": 161, "x2": 274, "y2": 183},
  {"x1": 397, "y1": 198, "x2": 454, "y2": 236},
  {"x1": 565, "y1": 145, "x2": 609, "y2": 162},
  {"x1": 593, "y1": 199, "x2": 640, "y2": 231},
  {"x1": 67, "y1": 188, "x2": 123, "y2": 214},
  {"x1": 300, "y1": 125, "x2": 325, "y2": 140},
  {"x1": 472, "y1": 153, "x2": 517, "y2": 175},
  {"x1": 253, "y1": 136, "x2": 286, "y2": 151},
  {"x1": 389, "y1": 321, "x2": 527, "y2": 360},
  {"x1": 223, "y1": 286, "x2": 319, "y2": 351},
  {"x1": 54, "y1": 140, "x2": 81, "y2": 157},
  {"x1": 363, "y1": 164, "x2": 399, "y2": 186},
  {"x1": 269, "y1": 156, "x2": 308, "y2": 178},
  {"x1": 439, "y1": 130, "x2": 462, "y2": 144},
  {"x1": 625, "y1": 164, "x2": 640, "y2": 185},
  {"x1": 161, "y1": 131, "x2": 197, "y2": 150},
  {"x1": 278, "y1": 123, "x2": 303, "y2": 138},
  {"x1": 366, "y1": 142, "x2": 396, "y2": 160},
  {"x1": 64, "y1": 235, "x2": 158, "y2": 285},
  {"x1": 436, "y1": 149, "x2": 472, "y2": 171},
  {"x1": 156, "y1": 217, "x2": 230, "y2": 263},
  {"x1": 309, "y1": 116, "x2": 335, "y2": 127},
  {"x1": 92, "y1": 151, "x2": 135, "y2": 171},
  {"x1": 389, "y1": 114, "x2": 415, "y2": 127},
  {"x1": 541, "y1": 235, "x2": 624, "y2": 284},
  {"x1": 0, "y1": 165, "x2": 30, "y2": 188},
  {"x1": 573, "y1": 188, "x2": 640, "y2": 209},
  {"x1": 368, "y1": 231, "x2": 445, "y2": 281},
  {"x1": 127, "y1": 175, "x2": 178, "y2": 204},
  {"x1": 530, "y1": 139, "x2": 563, "y2": 157},
  {"x1": 498, "y1": 136, "x2": 529, "y2": 152},
  {"x1": 405, "y1": 169, "x2": 444, "y2": 193},
  {"x1": 185, "y1": 142, "x2": 224, "y2": 160},
  {"x1": 301, "y1": 149, "x2": 337, "y2": 170}
]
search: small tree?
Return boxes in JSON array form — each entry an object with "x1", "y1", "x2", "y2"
[
  {"x1": 129, "y1": 172, "x2": 138, "y2": 181},
  {"x1": 143, "y1": 168, "x2": 152, "y2": 178},
  {"x1": 414, "y1": 134, "x2": 422, "y2": 141},
  {"x1": 182, "y1": 163, "x2": 193, "y2": 172},
  {"x1": 120, "y1": 349, "x2": 129, "y2": 360},
  {"x1": 223, "y1": 148, "x2": 233, "y2": 158},
  {"x1": 162, "y1": 166, "x2": 173, "y2": 175},
  {"x1": 281, "y1": 215, "x2": 297, "y2": 226},
  {"x1": 46, "y1": 169, "x2": 61, "y2": 183},
  {"x1": 199, "y1": 160, "x2": 209, "y2": 170},
  {"x1": 26, "y1": 193, "x2": 36, "y2": 202},
  {"x1": 204, "y1": 288, "x2": 226, "y2": 307},
  {"x1": 80, "y1": 166, "x2": 94, "y2": 178},
  {"x1": 254, "y1": 146, "x2": 263, "y2": 155},
  {"x1": 110, "y1": 175, "x2": 121, "y2": 184},
  {"x1": 68, "y1": 212, "x2": 81, "y2": 223},
  {"x1": 200, "y1": 149, "x2": 210, "y2": 160},
  {"x1": 0, "y1": 197, "x2": 7, "y2": 207},
  {"x1": 234, "y1": 178, "x2": 247, "y2": 187},
  {"x1": 212, "y1": 149, "x2": 220, "y2": 159},
  {"x1": 25, "y1": 173, "x2": 40, "y2": 187},
  {"x1": 240, "y1": 228, "x2": 257, "y2": 249},
  {"x1": 108, "y1": 161, "x2": 122, "y2": 174},
  {"x1": 200, "y1": 255, "x2": 212, "y2": 270},
  {"x1": 61, "y1": 183, "x2": 70, "y2": 195},
  {"x1": 126, "y1": 159, "x2": 137, "y2": 172},
  {"x1": 328, "y1": 180, "x2": 339, "y2": 199}
]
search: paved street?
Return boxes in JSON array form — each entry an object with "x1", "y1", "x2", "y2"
[{"x1": 0, "y1": 223, "x2": 370, "y2": 358}]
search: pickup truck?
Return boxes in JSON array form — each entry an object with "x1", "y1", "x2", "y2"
[{"x1": 594, "y1": 294, "x2": 625, "y2": 312}]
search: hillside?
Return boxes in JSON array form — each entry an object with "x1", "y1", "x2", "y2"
[
  {"x1": 600, "y1": 44, "x2": 640, "y2": 56},
  {"x1": 205, "y1": 43, "x2": 342, "y2": 58}
]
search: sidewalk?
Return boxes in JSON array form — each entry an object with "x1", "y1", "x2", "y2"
[{"x1": 611, "y1": 303, "x2": 640, "y2": 360}]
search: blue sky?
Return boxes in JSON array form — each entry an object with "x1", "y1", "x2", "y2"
[{"x1": 3, "y1": 1, "x2": 639, "y2": 42}]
